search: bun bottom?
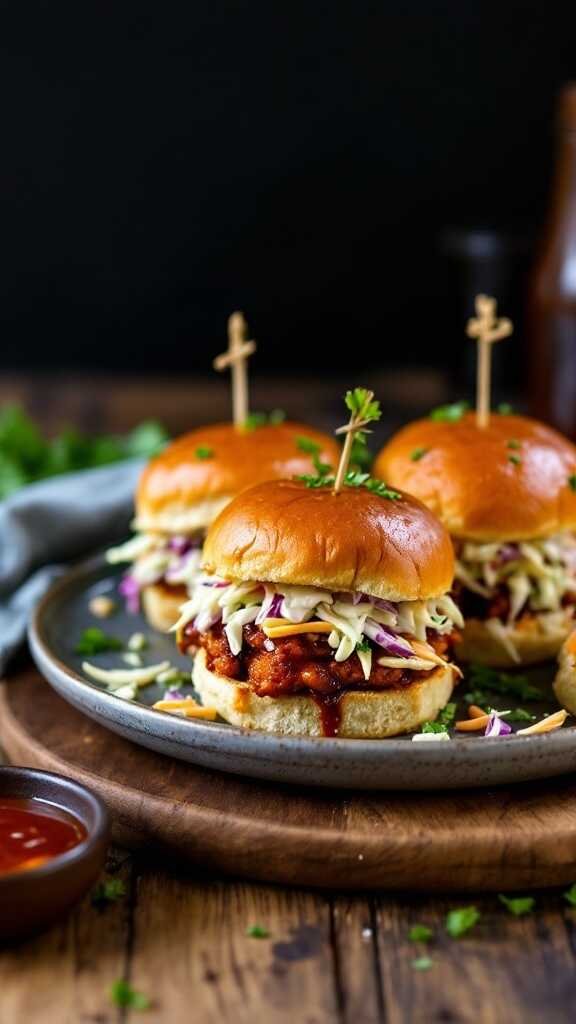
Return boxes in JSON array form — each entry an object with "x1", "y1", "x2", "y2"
[
  {"x1": 141, "y1": 583, "x2": 187, "y2": 633},
  {"x1": 554, "y1": 636, "x2": 576, "y2": 713},
  {"x1": 456, "y1": 614, "x2": 573, "y2": 668},
  {"x1": 192, "y1": 649, "x2": 457, "y2": 738}
]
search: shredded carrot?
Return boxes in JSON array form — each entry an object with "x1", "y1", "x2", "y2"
[
  {"x1": 455, "y1": 715, "x2": 491, "y2": 732},
  {"x1": 468, "y1": 704, "x2": 488, "y2": 719},
  {"x1": 152, "y1": 698, "x2": 217, "y2": 720},
  {"x1": 263, "y1": 621, "x2": 334, "y2": 638}
]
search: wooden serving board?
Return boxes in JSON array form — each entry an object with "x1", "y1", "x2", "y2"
[{"x1": 3, "y1": 668, "x2": 576, "y2": 892}]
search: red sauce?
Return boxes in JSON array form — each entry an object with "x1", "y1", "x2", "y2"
[
  {"x1": 312, "y1": 694, "x2": 343, "y2": 737},
  {"x1": 0, "y1": 798, "x2": 87, "y2": 876}
]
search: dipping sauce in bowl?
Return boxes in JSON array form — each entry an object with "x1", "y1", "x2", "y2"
[
  {"x1": 0, "y1": 798, "x2": 87, "y2": 876},
  {"x1": 0, "y1": 768, "x2": 109, "y2": 941}
]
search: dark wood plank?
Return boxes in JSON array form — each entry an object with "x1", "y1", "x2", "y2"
[
  {"x1": 0, "y1": 849, "x2": 133, "y2": 1024},
  {"x1": 374, "y1": 891, "x2": 576, "y2": 1024},
  {"x1": 5, "y1": 673, "x2": 576, "y2": 893},
  {"x1": 127, "y1": 874, "x2": 340, "y2": 1024},
  {"x1": 329, "y1": 896, "x2": 383, "y2": 1024}
]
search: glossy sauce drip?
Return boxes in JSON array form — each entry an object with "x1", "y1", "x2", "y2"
[
  {"x1": 312, "y1": 693, "x2": 343, "y2": 737},
  {"x1": 0, "y1": 798, "x2": 87, "y2": 875}
]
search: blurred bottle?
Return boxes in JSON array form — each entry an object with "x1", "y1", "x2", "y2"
[{"x1": 528, "y1": 84, "x2": 576, "y2": 436}]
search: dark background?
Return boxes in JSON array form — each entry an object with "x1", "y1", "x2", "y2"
[{"x1": 1, "y1": 3, "x2": 574, "y2": 389}]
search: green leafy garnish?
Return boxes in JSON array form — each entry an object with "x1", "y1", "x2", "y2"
[
  {"x1": 296, "y1": 436, "x2": 332, "y2": 477},
  {"x1": 563, "y1": 883, "x2": 576, "y2": 906},
  {"x1": 408, "y1": 924, "x2": 433, "y2": 943},
  {"x1": 296, "y1": 469, "x2": 400, "y2": 500},
  {"x1": 508, "y1": 454, "x2": 522, "y2": 466},
  {"x1": 506, "y1": 708, "x2": 536, "y2": 722},
  {"x1": 195, "y1": 446, "x2": 214, "y2": 460},
  {"x1": 356, "y1": 640, "x2": 371, "y2": 653},
  {"x1": 498, "y1": 894, "x2": 535, "y2": 917},
  {"x1": 244, "y1": 410, "x2": 286, "y2": 431},
  {"x1": 421, "y1": 702, "x2": 456, "y2": 734},
  {"x1": 412, "y1": 957, "x2": 433, "y2": 971},
  {"x1": 75, "y1": 628, "x2": 123, "y2": 655},
  {"x1": 507, "y1": 439, "x2": 521, "y2": 450},
  {"x1": 345, "y1": 387, "x2": 381, "y2": 421},
  {"x1": 0, "y1": 404, "x2": 168, "y2": 500},
  {"x1": 497, "y1": 402, "x2": 513, "y2": 415},
  {"x1": 110, "y1": 980, "x2": 150, "y2": 1010},
  {"x1": 246, "y1": 924, "x2": 269, "y2": 938},
  {"x1": 464, "y1": 664, "x2": 544, "y2": 705},
  {"x1": 568, "y1": 475, "x2": 576, "y2": 493},
  {"x1": 445, "y1": 906, "x2": 480, "y2": 938},
  {"x1": 429, "y1": 401, "x2": 469, "y2": 423},
  {"x1": 92, "y1": 878, "x2": 127, "y2": 907},
  {"x1": 350, "y1": 433, "x2": 373, "y2": 472},
  {"x1": 410, "y1": 447, "x2": 429, "y2": 462}
]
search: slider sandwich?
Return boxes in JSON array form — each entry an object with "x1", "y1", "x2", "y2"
[
  {"x1": 375, "y1": 411, "x2": 576, "y2": 666},
  {"x1": 107, "y1": 420, "x2": 339, "y2": 631},
  {"x1": 174, "y1": 390, "x2": 463, "y2": 737}
]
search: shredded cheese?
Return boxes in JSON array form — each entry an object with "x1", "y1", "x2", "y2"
[
  {"x1": 152, "y1": 697, "x2": 218, "y2": 720},
  {"x1": 517, "y1": 709, "x2": 569, "y2": 736},
  {"x1": 262, "y1": 621, "x2": 334, "y2": 638}
]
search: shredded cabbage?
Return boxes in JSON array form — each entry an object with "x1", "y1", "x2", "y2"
[
  {"x1": 176, "y1": 576, "x2": 463, "y2": 675},
  {"x1": 107, "y1": 532, "x2": 203, "y2": 596},
  {"x1": 456, "y1": 532, "x2": 576, "y2": 622}
]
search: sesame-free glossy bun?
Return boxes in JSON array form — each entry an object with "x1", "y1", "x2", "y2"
[
  {"x1": 375, "y1": 412, "x2": 576, "y2": 541},
  {"x1": 193, "y1": 650, "x2": 457, "y2": 738},
  {"x1": 135, "y1": 422, "x2": 340, "y2": 534},
  {"x1": 202, "y1": 478, "x2": 455, "y2": 602}
]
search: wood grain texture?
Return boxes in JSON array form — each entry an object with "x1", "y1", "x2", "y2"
[{"x1": 4, "y1": 670, "x2": 576, "y2": 892}]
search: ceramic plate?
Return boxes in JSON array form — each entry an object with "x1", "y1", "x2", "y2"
[{"x1": 28, "y1": 555, "x2": 576, "y2": 790}]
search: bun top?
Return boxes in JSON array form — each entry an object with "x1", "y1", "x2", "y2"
[
  {"x1": 135, "y1": 422, "x2": 340, "y2": 534},
  {"x1": 203, "y1": 478, "x2": 454, "y2": 602},
  {"x1": 375, "y1": 412, "x2": 576, "y2": 541}
]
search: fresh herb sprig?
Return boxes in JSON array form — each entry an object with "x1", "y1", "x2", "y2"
[
  {"x1": 498, "y1": 894, "x2": 535, "y2": 917},
  {"x1": 110, "y1": 980, "x2": 150, "y2": 1010},
  {"x1": 296, "y1": 436, "x2": 333, "y2": 478},
  {"x1": 0, "y1": 404, "x2": 168, "y2": 500},
  {"x1": 445, "y1": 906, "x2": 480, "y2": 938},
  {"x1": 92, "y1": 878, "x2": 127, "y2": 907},
  {"x1": 421, "y1": 702, "x2": 456, "y2": 734},
  {"x1": 463, "y1": 664, "x2": 544, "y2": 706}
]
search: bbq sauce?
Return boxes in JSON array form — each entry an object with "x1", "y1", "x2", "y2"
[
  {"x1": 312, "y1": 694, "x2": 343, "y2": 737},
  {"x1": 0, "y1": 798, "x2": 87, "y2": 875}
]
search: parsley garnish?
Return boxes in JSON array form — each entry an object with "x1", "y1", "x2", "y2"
[
  {"x1": 345, "y1": 387, "x2": 381, "y2": 421},
  {"x1": 563, "y1": 883, "x2": 576, "y2": 906},
  {"x1": 506, "y1": 708, "x2": 536, "y2": 722},
  {"x1": 508, "y1": 454, "x2": 522, "y2": 466},
  {"x1": 246, "y1": 924, "x2": 269, "y2": 938},
  {"x1": 429, "y1": 401, "x2": 469, "y2": 423},
  {"x1": 92, "y1": 878, "x2": 127, "y2": 907},
  {"x1": 350, "y1": 433, "x2": 373, "y2": 472},
  {"x1": 296, "y1": 436, "x2": 333, "y2": 477},
  {"x1": 356, "y1": 640, "x2": 371, "y2": 653},
  {"x1": 244, "y1": 410, "x2": 286, "y2": 431},
  {"x1": 445, "y1": 906, "x2": 480, "y2": 938},
  {"x1": 421, "y1": 702, "x2": 456, "y2": 734},
  {"x1": 498, "y1": 894, "x2": 535, "y2": 917},
  {"x1": 110, "y1": 980, "x2": 150, "y2": 1010},
  {"x1": 569, "y1": 475, "x2": 576, "y2": 493},
  {"x1": 410, "y1": 447, "x2": 429, "y2": 461},
  {"x1": 497, "y1": 402, "x2": 513, "y2": 415},
  {"x1": 408, "y1": 924, "x2": 433, "y2": 943},
  {"x1": 195, "y1": 446, "x2": 214, "y2": 460},
  {"x1": 296, "y1": 469, "x2": 401, "y2": 500},
  {"x1": 412, "y1": 957, "x2": 433, "y2": 971},
  {"x1": 507, "y1": 439, "x2": 521, "y2": 450},
  {"x1": 75, "y1": 628, "x2": 123, "y2": 656},
  {"x1": 464, "y1": 664, "x2": 544, "y2": 705}
]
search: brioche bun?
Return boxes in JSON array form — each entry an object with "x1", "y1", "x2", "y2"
[
  {"x1": 202, "y1": 478, "x2": 454, "y2": 602},
  {"x1": 193, "y1": 649, "x2": 456, "y2": 738},
  {"x1": 135, "y1": 422, "x2": 340, "y2": 534},
  {"x1": 375, "y1": 412, "x2": 576, "y2": 541},
  {"x1": 456, "y1": 609, "x2": 574, "y2": 667},
  {"x1": 141, "y1": 583, "x2": 187, "y2": 633},
  {"x1": 554, "y1": 632, "x2": 576, "y2": 714}
]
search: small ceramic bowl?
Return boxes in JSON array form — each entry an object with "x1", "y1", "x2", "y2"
[{"x1": 0, "y1": 767, "x2": 110, "y2": 941}]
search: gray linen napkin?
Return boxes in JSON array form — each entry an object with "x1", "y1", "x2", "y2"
[{"x1": 0, "y1": 460, "x2": 142, "y2": 672}]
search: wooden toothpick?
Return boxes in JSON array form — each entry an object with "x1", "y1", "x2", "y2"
[
  {"x1": 213, "y1": 312, "x2": 256, "y2": 429},
  {"x1": 466, "y1": 295, "x2": 513, "y2": 428},
  {"x1": 333, "y1": 389, "x2": 376, "y2": 494}
]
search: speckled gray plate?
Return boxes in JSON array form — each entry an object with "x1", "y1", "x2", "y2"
[{"x1": 28, "y1": 555, "x2": 576, "y2": 790}]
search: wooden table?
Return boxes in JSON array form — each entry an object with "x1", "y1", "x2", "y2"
[{"x1": 1, "y1": 374, "x2": 573, "y2": 1023}]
